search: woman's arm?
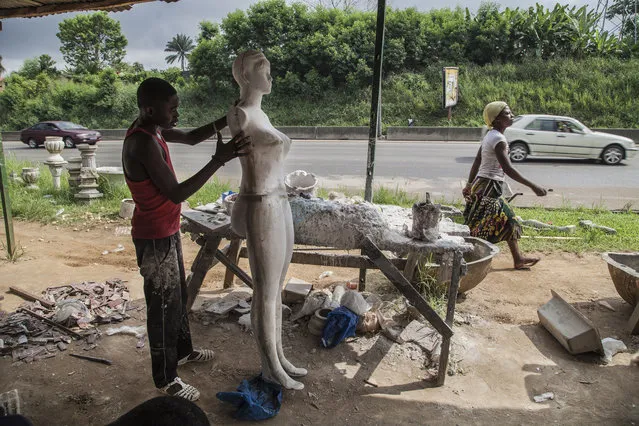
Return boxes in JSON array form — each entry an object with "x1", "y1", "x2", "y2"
[{"x1": 495, "y1": 142, "x2": 547, "y2": 196}]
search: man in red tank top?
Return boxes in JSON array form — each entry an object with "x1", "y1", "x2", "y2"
[{"x1": 122, "y1": 78, "x2": 250, "y2": 401}]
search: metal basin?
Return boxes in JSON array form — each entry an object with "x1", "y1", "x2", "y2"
[
  {"x1": 602, "y1": 252, "x2": 639, "y2": 305},
  {"x1": 458, "y1": 237, "x2": 500, "y2": 293}
]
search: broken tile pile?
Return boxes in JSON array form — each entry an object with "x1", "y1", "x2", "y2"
[
  {"x1": 41, "y1": 279, "x2": 131, "y2": 326},
  {"x1": 0, "y1": 311, "x2": 72, "y2": 363},
  {"x1": 1, "y1": 279, "x2": 134, "y2": 364}
]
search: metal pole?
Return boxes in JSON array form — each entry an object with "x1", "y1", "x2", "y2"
[
  {"x1": 364, "y1": 0, "x2": 386, "y2": 203},
  {"x1": 601, "y1": 0, "x2": 608, "y2": 32},
  {"x1": 0, "y1": 133, "x2": 16, "y2": 258},
  {"x1": 361, "y1": 0, "x2": 387, "y2": 290}
]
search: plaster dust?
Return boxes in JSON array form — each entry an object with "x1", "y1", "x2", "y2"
[{"x1": 1, "y1": 221, "x2": 638, "y2": 424}]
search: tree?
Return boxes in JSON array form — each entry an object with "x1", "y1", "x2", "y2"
[
  {"x1": 303, "y1": 0, "x2": 375, "y2": 11},
  {"x1": 606, "y1": 0, "x2": 638, "y2": 42},
  {"x1": 19, "y1": 54, "x2": 59, "y2": 79},
  {"x1": 57, "y1": 12, "x2": 128, "y2": 74},
  {"x1": 165, "y1": 34, "x2": 195, "y2": 71},
  {"x1": 0, "y1": 55, "x2": 5, "y2": 76},
  {"x1": 198, "y1": 21, "x2": 220, "y2": 43}
]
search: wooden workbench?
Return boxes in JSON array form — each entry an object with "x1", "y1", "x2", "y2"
[{"x1": 181, "y1": 208, "x2": 470, "y2": 386}]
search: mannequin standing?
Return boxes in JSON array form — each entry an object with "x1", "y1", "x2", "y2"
[{"x1": 228, "y1": 50, "x2": 306, "y2": 390}]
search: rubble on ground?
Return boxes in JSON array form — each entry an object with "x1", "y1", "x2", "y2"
[{"x1": 0, "y1": 279, "x2": 138, "y2": 364}]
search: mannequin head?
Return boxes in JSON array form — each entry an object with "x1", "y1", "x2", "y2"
[{"x1": 232, "y1": 50, "x2": 272, "y2": 98}]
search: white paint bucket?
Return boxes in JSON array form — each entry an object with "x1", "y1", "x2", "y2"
[
  {"x1": 285, "y1": 170, "x2": 317, "y2": 196},
  {"x1": 119, "y1": 199, "x2": 135, "y2": 219}
]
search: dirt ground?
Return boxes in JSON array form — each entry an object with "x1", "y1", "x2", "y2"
[{"x1": 1, "y1": 220, "x2": 638, "y2": 425}]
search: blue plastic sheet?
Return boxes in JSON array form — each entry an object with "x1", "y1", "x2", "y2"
[
  {"x1": 216, "y1": 375, "x2": 283, "y2": 421},
  {"x1": 321, "y1": 306, "x2": 359, "y2": 348}
]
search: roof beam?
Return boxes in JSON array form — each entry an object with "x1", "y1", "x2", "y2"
[{"x1": 0, "y1": 0, "x2": 178, "y2": 19}]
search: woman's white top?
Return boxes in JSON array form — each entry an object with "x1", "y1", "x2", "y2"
[{"x1": 477, "y1": 129, "x2": 508, "y2": 182}]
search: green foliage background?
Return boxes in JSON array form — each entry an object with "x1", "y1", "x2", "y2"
[{"x1": 1, "y1": 2, "x2": 638, "y2": 131}]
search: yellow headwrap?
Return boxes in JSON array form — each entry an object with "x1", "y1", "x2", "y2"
[{"x1": 483, "y1": 101, "x2": 507, "y2": 127}]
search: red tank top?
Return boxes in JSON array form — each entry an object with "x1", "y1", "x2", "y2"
[{"x1": 124, "y1": 127, "x2": 181, "y2": 240}]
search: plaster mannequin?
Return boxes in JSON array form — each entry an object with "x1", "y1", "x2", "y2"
[{"x1": 228, "y1": 50, "x2": 306, "y2": 390}]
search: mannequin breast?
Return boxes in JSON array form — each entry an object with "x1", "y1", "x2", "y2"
[{"x1": 229, "y1": 105, "x2": 291, "y2": 195}]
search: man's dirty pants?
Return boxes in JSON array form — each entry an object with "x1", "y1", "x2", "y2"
[{"x1": 133, "y1": 232, "x2": 193, "y2": 388}]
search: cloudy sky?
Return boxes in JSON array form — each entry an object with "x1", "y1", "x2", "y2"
[{"x1": 0, "y1": 0, "x2": 590, "y2": 74}]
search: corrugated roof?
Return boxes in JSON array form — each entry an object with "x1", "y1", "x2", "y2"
[{"x1": 0, "y1": 0, "x2": 179, "y2": 19}]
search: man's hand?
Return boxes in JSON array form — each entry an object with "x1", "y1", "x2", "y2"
[{"x1": 212, "y1": 131, "x2": 251, "y2": 165}]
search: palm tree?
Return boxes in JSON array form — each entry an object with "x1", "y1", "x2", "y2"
[{"x1": 164, "y1": 34, "x2": 195, "y2": 71}]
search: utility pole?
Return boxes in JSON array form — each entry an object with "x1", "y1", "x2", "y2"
[{"x1": 364, "y1": 0, "x2": 386, "y2": 203}]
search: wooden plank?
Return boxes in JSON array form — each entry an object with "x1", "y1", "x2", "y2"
[
  {"x1": 0, "y1": 134, "x2": 16, "y2": 259},
  {"x1": 20, "y1": 308, "x2": 83, "y2": 339},
  {"x1": 239, "y1": 247, "x2": 411, "y2": 270},
  {"x1": 216, "y1": 249, "x2": 253, "y2": 289},
  {"x1": 9, "y1": 286, "x2": 55, "y2": 309},
  {"x1": 362, "y1": 236, "x2": 453, "y2": 339},
  {"x1": 628, "y1": 301, "x2": 639, "y2": 335},
  {"x1": 185, "y1": 237, "x2": 222, "y2": 312},
  {"x1": 437, "y1": 250, "x2": 463, "y2": 386},
  {"x1": 223, "y1": 239, "x2": 242, "y2": 289}
]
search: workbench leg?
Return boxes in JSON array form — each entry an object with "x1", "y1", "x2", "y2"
[
  {"x1": 403, "y1": 252, "x2": 421, "y2": 282},
  {"x1": 185, "y1": 236, "x2": 222, "y2": 312},
  {"x1": 436, "y1": 250, "x2": 463, "y2": 386},
  {"x1": 358, "y1": 249, "x2": 367, "y2": 291},
  {"x1": 223, "y1": 239, "x2": 242, "y2": 289},
  {"x1": 215, "y1": 249, "x2": 254, "y2": 289},
  {"x1": 362, "y1": 237, "x2": 452, "y2": 339}
]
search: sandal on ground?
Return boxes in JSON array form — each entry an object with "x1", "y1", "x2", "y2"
[
  {"x1": 161, "y1": 377, "x2": 200, "y2": 401},
  {"x1": 514, "y1": 258, "x2": 540, "y2": 270},
  {"x1": 178, "y1": 349, "x2": 215, "y2": 366}
]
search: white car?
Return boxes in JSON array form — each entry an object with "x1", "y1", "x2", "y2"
[{"x1": 504, "y1": 114, "x2": 637, "y2": 165}]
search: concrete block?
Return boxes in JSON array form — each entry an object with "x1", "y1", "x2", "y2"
[
  {"x1": 538, "y1": 290, "x2": 604, "y2": 355},
  {"x1": 283, "y1": 277, "x2": 312, "y2": 304}
]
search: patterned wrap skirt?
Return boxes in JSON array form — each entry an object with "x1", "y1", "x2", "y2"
[{"x1": 463, "y1": 177, "x2": 522, "y2": 243}]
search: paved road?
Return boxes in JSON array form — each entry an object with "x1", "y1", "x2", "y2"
[{"x1": 4, "y1": 140, "x2": 638, "y2": 209}]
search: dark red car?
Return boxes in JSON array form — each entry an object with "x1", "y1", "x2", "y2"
[{"x1": 20, "y1": 121, "x2": 102, "y2": 148}]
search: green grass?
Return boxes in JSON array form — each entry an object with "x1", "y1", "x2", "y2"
[
  {"x1": 3, "y1": 157, "x2": 637, "y2": 254},
  {"x1": 414, "y1": 256, "x2": 447, "y2": 316},
  {"x1": 2, "y1": 156, "x2": 233, "y2": 225},
  {"x1": 187, "y1": 178, "x2": 233, "y2": 208},
  {"x1": 515, "y1": 207, "x2": 639, "y2": 253}
]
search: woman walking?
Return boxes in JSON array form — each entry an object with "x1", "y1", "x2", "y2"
[{"x1": 463, "y1": 101, "x2": 548, "y2": 270}]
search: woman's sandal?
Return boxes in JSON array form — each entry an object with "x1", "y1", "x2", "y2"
[
  {"x1": 161, "y1": 377, "x2": 200, "y2": 401},
  {"x1": 178, "y1": 349, "x2": 215, "y2": 366},
  {"x1": 514, "y1": 258, "x2": 540, "y2": 270}
]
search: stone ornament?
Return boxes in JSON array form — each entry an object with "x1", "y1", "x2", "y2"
[
  {"x1": 44, "y1": 136, "x2": 65, "y2": 163},
  {"x1": 21, "y1": 167, "x2": 40, "y2": 189},
  {"x1": 74, "y1": 144, "x2": 103, "y2": 204},
  {"x1": 228, "y1": 50, "x2": 307, "y2": 390},
  {"x1": 66, "y1": 157, "x2": 82, "y2": 190},
  {"x1": 44, "y1": 136, "x2": 68, "y2": 191}
]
